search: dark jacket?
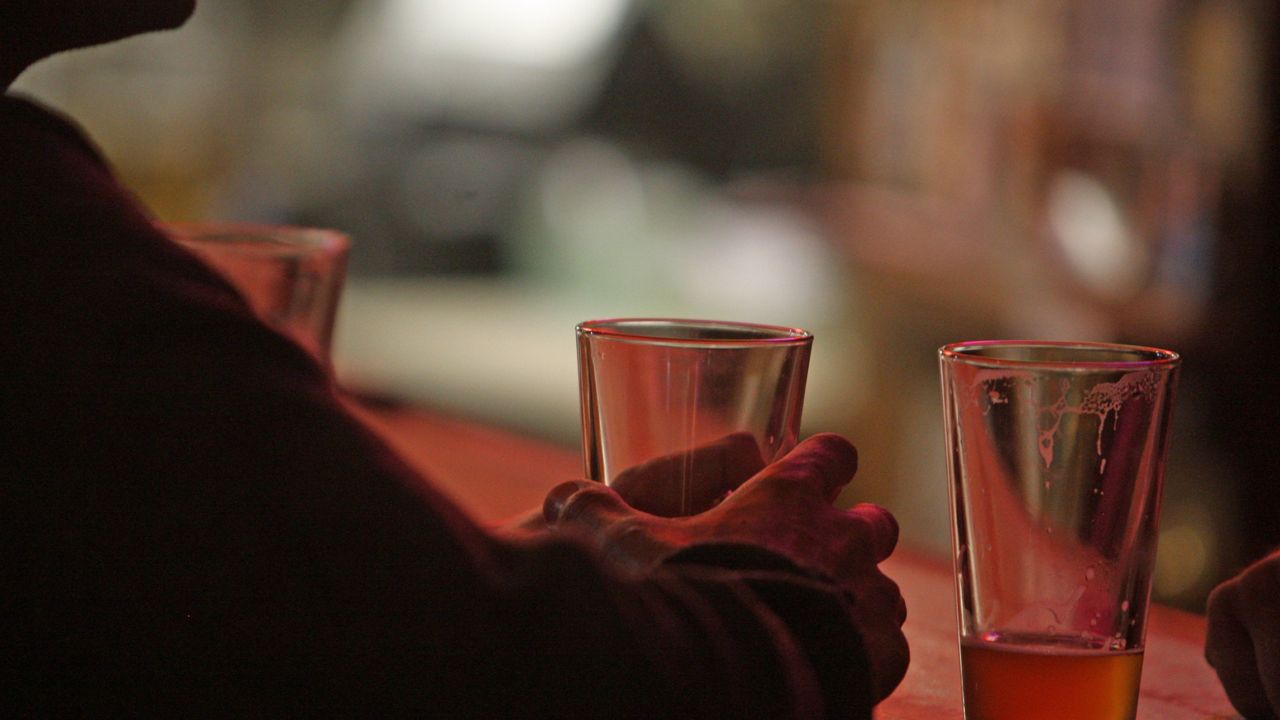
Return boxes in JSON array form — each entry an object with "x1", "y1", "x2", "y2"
[{"x1": 1, "y1": 94, "x2": 875, "y2": 718}]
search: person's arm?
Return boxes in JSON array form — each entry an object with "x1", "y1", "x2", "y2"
[
  {"x1": 1206, "y1": 549, "x2": 1280, "y2": 720},
  {"x1": 2, "y1": 93, "x2": 904, "y2": 718}
]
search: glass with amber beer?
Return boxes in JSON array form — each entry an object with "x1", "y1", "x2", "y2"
[{"x1": 939, "y1": 341, "x2": 1180, "y2": 720}]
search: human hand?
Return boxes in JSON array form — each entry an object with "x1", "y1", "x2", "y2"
[
  {"x1": 498, "y1": 432, "x2": 765, "y2": 537},
  {"x1": 1205, "y1": 549, "x2": 1280, "y2": 720},
  {"x1": 607, "y1": 431, "x2": 765, "y2": 517},
  {"x1": 543, "y1": 433, "x2": 907, "y2": 701}
]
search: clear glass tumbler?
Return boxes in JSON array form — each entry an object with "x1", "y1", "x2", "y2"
[
  {"x1": 939, "y1": 341, "x2": 1180, "y2": 720},
  {"x1": 165, "y1": 223, "x2": 349, "y2": 365},
  {"x1": 577, "y1": 318, "x2": 813, "y2": 516}
]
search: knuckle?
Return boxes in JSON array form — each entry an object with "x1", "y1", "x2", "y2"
[
  {"x1": 808, "y1": 432, "x2": 858, "y2": 466},
  {"x1": 557, "y1": 484, "x2": 618, "y2": 524},
  {"x1": 604, "y1": 515, "x2": 649, "y2": 547},
  {"x1": 848, "y1": 504, "x2": 899, "y2": 559},
  {"x1": 886, "y1": 629, "x2": 910, "y2": 684}
]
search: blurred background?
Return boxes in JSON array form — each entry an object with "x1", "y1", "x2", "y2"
[{"x1": 14, "y1": 0, "x2": 1277, "y2": 612}]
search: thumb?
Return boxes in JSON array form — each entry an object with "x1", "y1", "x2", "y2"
[
  {"x1": 543, "y1": 480, "x2": 631, "y2": 529},
  {"x1": 759, "y1": 433, "x2": 858, "y2": 503},
  {"x1": 610, "y1": 431, "x2": 766, "y2": 517},
  {"x1": 848, "y1": 503, "x2": 900, "y2": 564}
]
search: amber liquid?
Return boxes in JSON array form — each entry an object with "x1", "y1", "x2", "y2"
[{"x1": 961, "y1": 639, "x2": 1144, "y2": 720}]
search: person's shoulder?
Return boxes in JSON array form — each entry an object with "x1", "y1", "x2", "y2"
[
  {"x1": 0, "y1": 92, "x2": 120, "y2": 215},
  {"x1": 0, "y1": 92, "x2": 155, "y2": 255},
  {"x1": 0, "y1": 92, "x2": 105, "y2": 164}
]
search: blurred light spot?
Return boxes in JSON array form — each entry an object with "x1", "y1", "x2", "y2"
[
  {"x1": 1046, "y1": 170, "x2": 1148, "y2": 302},
  {"x1": 675, "y1": 200, "x2": 842, "y2": 321},
  {"x1": 390, "y1": 0, "x2": 631, "y2": 69},
  {"x1": 339, "y1": 0, "x2": 632, "y2": 131},
  {"x1": 1154, "y1": 523, "x2": 1210, "y2": 598}
]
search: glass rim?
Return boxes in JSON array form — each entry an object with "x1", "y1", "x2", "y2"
[
  {"x1": 577, "y1": 317, "x2": 812, "y2": 347},
  {"x1": 161, "y1": 222, "x2": 350, "y2": 254},
  {"x1": 939, "y1": 339, "x2": 1180, "y2": 370}
]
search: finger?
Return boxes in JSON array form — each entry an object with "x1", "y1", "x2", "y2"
[
  {"x1": 852, "y1": 612, "x2": 910, "y2": 703},
  {"x1": 711, "y1": 431, "x2": 768, "y2": 494},
  {"x1": 543, "y1": 479, "x2": 630, "y2": 531},
  {"x1": 847, "y1": 503, "x2": 899, "y2": 564},
  {"x1": 871, "y1": 627, "x2": 910, "y2": 702},
  {"x1": 497, "y1": 507, "x2": 548, "y2": 538},
  {"x1": 883, "y1": 571, "x2": 909, "y2": 627},
  {"x1": 757, "y1": 433, "x2": 858, "y2": 502},
  {"x1": 544, "y1": 480, "x2": 593, "y2": 524},
  {"x1": 1236, "y1": 555, "x2": 1280, "y2": 717},
  {"x1": 611, "y1": 432, "x2": 765, "y2": 517},
  {"x1": 894, "y1": 581, "x2": 908, "y2": 626},
  {"x1": 1205, "y1": 580, "x2": 1275, "y2": 720}
]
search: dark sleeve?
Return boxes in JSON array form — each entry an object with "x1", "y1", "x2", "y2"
[{"x1": 0, "y1": 94, "x2": 874, "y2": 719}]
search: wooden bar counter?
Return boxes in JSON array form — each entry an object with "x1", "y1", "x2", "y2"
[{"x1": 353, "y1": 400, "x2": 1240, "y2": 719}]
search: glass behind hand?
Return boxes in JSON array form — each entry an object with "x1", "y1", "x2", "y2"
[
  {"x1": 577, "y1": 318, "x2": 812, "y2": 516},
  {"x1": 166, "y1": 223, "x2": 349, "y2": 366}
]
